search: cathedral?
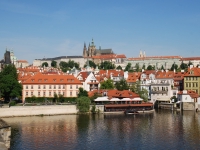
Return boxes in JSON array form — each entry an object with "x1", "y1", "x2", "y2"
[{"x1": 83, "y1": 39, "x2": 114, "y2": 57}]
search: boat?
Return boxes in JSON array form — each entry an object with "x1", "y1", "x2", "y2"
[{"x1": 124, "y1": 110, "x2": 139, "y2": 115}]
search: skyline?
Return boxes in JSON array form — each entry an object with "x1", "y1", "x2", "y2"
[{"x1": 0, "y1": 0, "x2": 200, "y2": 64}]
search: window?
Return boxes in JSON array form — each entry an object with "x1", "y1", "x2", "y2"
[
  {"x1": 70, "y1": 92, "x2": 72, "y2": 96},
  {"x1": 63, "y1": 85, "x2": 65, "y2": 89},
  {"x1": 70, "y1": 85, "x2": 72, "y2": 89},
  {"x1": 58, "y1": 85, "x2": 61, "y2": 89},
  {"x1": 49, "y1": 85, "x2": 51, "y2": 89},
  {"x1": 31, "y1": 92, "x2": 33, "y2": 96},
  {"x1": 31, "y1": 85, "x2": 33, "y2": 89},
  {"x1": 76, "y1": 85, "x2": 78, "y2": 89},
  {"x1": 49, "y1": 92, "x2": 51, "y2": 96},
  {"x1": 38, "y1": 92, "x2": 40, "y2": 96},
  {"x1": 43, "y1": 92, "x2": 46, "y2": 96},
  {"x1": 43, "y1": 85, "x2": 46, "y2": 89},
  {"x1": 54, "y1": 85, "x2": 56, "y2": 89},
  {"x1": 38, "y1": 85, "x2": 41, "y2": 89},
  {"x1": 26, "y1": 85, "x2": 28, "y2": 89},
  {"x1": 26, "y1": 92, "x2": 28, "y2": 96}
]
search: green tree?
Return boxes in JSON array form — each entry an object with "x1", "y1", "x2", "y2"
[
  {"x1": 78, "y1": 87, "x2": 88, "y2": 97},
  {"x1": 170, "y1": 63, "x2": 178, "y2": 71},
  {"x1": 100, "y1": 79, "x2": 114, "y2": 89},
  {"x1": 147, "y1": 65, "x2": 153, "y2": 70},
  {"x1": 58, "y1": 94, "x2": 64, "y2": 103},
  {"x1": 135, "y1": 63, "x2": 140, "y2": 72},
  {"x1": 99, "y1": 61, "x2": 115, "y2": 70},
  {"x1": 180, "y1": 61, "x2": 187, "y2": 70},
  {"x1": 130, "y1": 80, "x2": 140, "y2": 94},
  {"x1": 115, "y1": 79, "x2": 129, "y2": 91},
  {"x1": 84, "y1": 60, "x2": 96, "y2": 69},
  {"x1": 142, "y1": 64, "x2": 146, "y2": 70},
  {"x1": 139, "y1": 88, "x2": 148, "y2": 102},
  {"x1": 53, "y1": 93, "x2": 58, "y2": 103},
  {"x1": 0, "y1": 65, "x2": 22, "y2": 101},
  {"x1": 116, "y1": 65, "x2": 122, "y2": 70},
  {"x1": 188, "y1": 61, "x2": 193, "y2": 67},
  {"x1": 51, "y1": 60, "x2": 57, "y2": 68},
  {"x1": 124, "y1": 63, "x2": 131, "y2": 71},
  {"x1": 42, "y1": 62, "x2": 48, "y2": 67},
  {"x1": 76, "y1": 96, "x2": 91, "y2": 112}
]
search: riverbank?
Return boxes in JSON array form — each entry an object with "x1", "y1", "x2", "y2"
[{"x1": 0, "y1": 105, "x2": 78, "y2": 118}]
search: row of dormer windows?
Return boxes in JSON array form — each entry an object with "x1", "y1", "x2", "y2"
[
  {"x1": 25, "y1": 85, "x2": 79, "y2": 89},
  {"x1": 185, "y1": 77, "x2": 198, "y2": 81}
]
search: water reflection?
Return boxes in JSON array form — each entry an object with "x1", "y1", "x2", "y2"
[{"x1": 3, "y1": 110, "x2": 200, "y2": 150}]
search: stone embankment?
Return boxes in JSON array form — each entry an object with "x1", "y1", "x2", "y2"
[
  {"x1": 0, "y1": 119, "x2": 11, "y2": 150},
  {"x1": 0, "y1": 105, "x2": 105, "y2": 118}
]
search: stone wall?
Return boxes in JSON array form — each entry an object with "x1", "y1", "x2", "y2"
[
  {"x1": 0, "y1": 119, "x2": 11, "y2": 149},
  {"x1": 181, "y1": 102, "x2": 197, "y2": 110},
  {"x1": 0, "y1": 105, "x2": 105, "y2": 118}
]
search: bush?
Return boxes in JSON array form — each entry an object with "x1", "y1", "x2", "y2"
[
  {"x1": 76, "y1": 96, "x2": 91, "y2": 112},
  {"x1": 9, "y1": 101, "x2": 16, "y2": 106}
]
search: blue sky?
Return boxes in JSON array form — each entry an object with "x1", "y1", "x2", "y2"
[{"x1": 0, "y1": 0, "x2": 200, "y2": 64}]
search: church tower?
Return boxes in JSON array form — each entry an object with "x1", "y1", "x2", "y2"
[{"x1": 83, "y1": 42, "x2": 88, "y2": 57}]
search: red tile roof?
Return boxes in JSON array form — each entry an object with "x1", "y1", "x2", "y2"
[
  {"x1": 22, "y1": 72, "x2": 82, "y2": 85},
  {"x1": 178, "y1": 90, "x2": 199, "y2": 98},
  {"x1": 92, "y1": 54, "x2": 126, "y2": 59},
  {"x1": 128, "y1": 56, "x2": 181, "y2": 61}
]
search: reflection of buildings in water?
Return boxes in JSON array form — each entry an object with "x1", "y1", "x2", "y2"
[{"x1": 5, "y1": 116, "x2": 79, "y2": 148}]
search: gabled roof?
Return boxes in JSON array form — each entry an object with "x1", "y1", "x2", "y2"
[
  {"x1": 22, "y1": 73, "x2": 82, "y2": 85},
  {"x1": 126, "y1": 72, "x2": 141, "y2": 83},
  {"x1": 184, "y1": 67, "x2": 200, "y2": 77},
  {"x1": 155, "y1": 71, "x2": 174, "y2": 79}
]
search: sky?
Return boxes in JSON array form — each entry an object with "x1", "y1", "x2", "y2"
[{"x1": 0, "y1": 0, "x2": 200, "y2": 64}]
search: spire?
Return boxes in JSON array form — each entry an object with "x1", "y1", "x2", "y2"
[{"x1": 91, "y1": 38, "x2": 94, "y2": 46}]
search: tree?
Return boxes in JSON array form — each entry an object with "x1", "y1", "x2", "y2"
[
  {"x1": 130, "y1": 80, "x2": 141, "y2": 94},
  {"x1": 76, "y1": 96, "x2": 91, "y2": 112},
  {"x1": 142, "y1": 64, "x2": 146, "y2": 70},
  {"x1": 188, "y1": 61, "x2": 193, "y2": 67},
  {"x1": 51, "y1": 60, "x2": 57, "y2": 68},
  {"x1": 124, "y1": 63, "x2": 131, "y2": 71},
  {"x1": 84, "y1": 60, "x2": 96, "y2": 69},
  {"x1": 53, "y1": 93, "x2": 58, "y2": 103},
  {"x1": 59, "y1": 60, "x2": 80, "y2": 72},
  {"x1": 147, "y1": 65, "x2": 154, "y2": 70},
  {"x1": 138, "y1": 88, "x2": 148, "y2": 102},
  {"x1": 78, "y1": 87, "x2": 88, "y2": 97},
  {"x1": 99, "y1": 61, "x2": 115, "y2": 70},
  {"x1": 180, "y1": 61, "x2": 188, "y2": 70},
  {"x1": 116, "y1": 65, "x2": 122, "y2": 70},
  {"x1": 170, "y1": 63, "x2": 178, "y2": 71},
  {"x1": 100, "y1": 79, "x2": 114, "y2": 90},
  {"x1": 58, "y1": 94, "x2": 64, "y2": 103},
  {"x1": 115, "y1": 79, "x2": 129, "y2": 91},
  {"x1": 0, "y1": 65, "x2": 22, "y2": 101},
  {"x1": 135, "y1": 63, "x2": 140, "y2": 72},
  {"x1": 42, "y1": 62, "x2": 48, "y2": 67}
]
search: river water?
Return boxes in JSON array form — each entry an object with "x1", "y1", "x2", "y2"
[{"x1": 3, "y1": 110, "x2": 200, "y2": 150}]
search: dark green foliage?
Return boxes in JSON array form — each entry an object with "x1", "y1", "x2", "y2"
[
  {"x1": 180, "y1": 61, "x2": 188, "y2": 70},
  {"x1": 9, "y1": 101, "x2": 16, "y2": 106},
  {"x1": 51, "y1": 60, "x2": 57, "y2": 68},
  {"x1": 84, "y1": 60, "x2": 96, "y2": 68},
  {"x1": 116, "y1": 65, "x2": 122, "y2": 70},
  {"x1": 170, "y1": 96, "x2": 178, "y2": 103},
  {"x1": 91, "y1": 105, "x2": 96, "y2": 114},
  {"x1": 25, "y1": 97, "x2": 77, "y2": 103},
  {"x1": 135, "y1": 63, "x2": 140, "y2": 72},
  {"x1": 78, "y1": 87, "x2": 88, "y2": 97},
  {"x1": 124, "y1": 63, "x2": 131, "y2": 71},
  {"x1": 0, "y1": 64, "x2": 22, "y2": 101},
  {"x1": 100, "y1": 79, "x2": 114, "y2": 90},
  {"x1": 188, "y1": 61, "x2": 193, "y2": 67},
  {"x1": 161, "y1": 65, "x2": 164, "y2": 70},
  {"x1": 76, "y1": 96, "x2": 91, "y2": 112},
  {"x1": 115, "y1": 79, "x2": 129, "y2": 91},
  {"x1": 59, "y1": 60, "x2": 80, "y2": 72},
  {"x1": 99, "y1": 61, "x2": 115, "y2": 70},
  {"x1": 58, "y1": 94, "x2": 64, "y2": 103},
  {"x1": 142, "y1": 64, "x2": 146, "y2": 70},
  {"x1": 147, "y1": 65, "x2": 154, "y2": 70},
  {"x1": 42, "y1": 62, "x2": 48, "y2": 67},
  {"x1": 170, "y1": 63, "x2": 178, "y2": 71}
]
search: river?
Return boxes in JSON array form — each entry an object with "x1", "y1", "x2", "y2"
[{"x1": 3, "y1": 110, "x2": 200, "y2": 150}]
